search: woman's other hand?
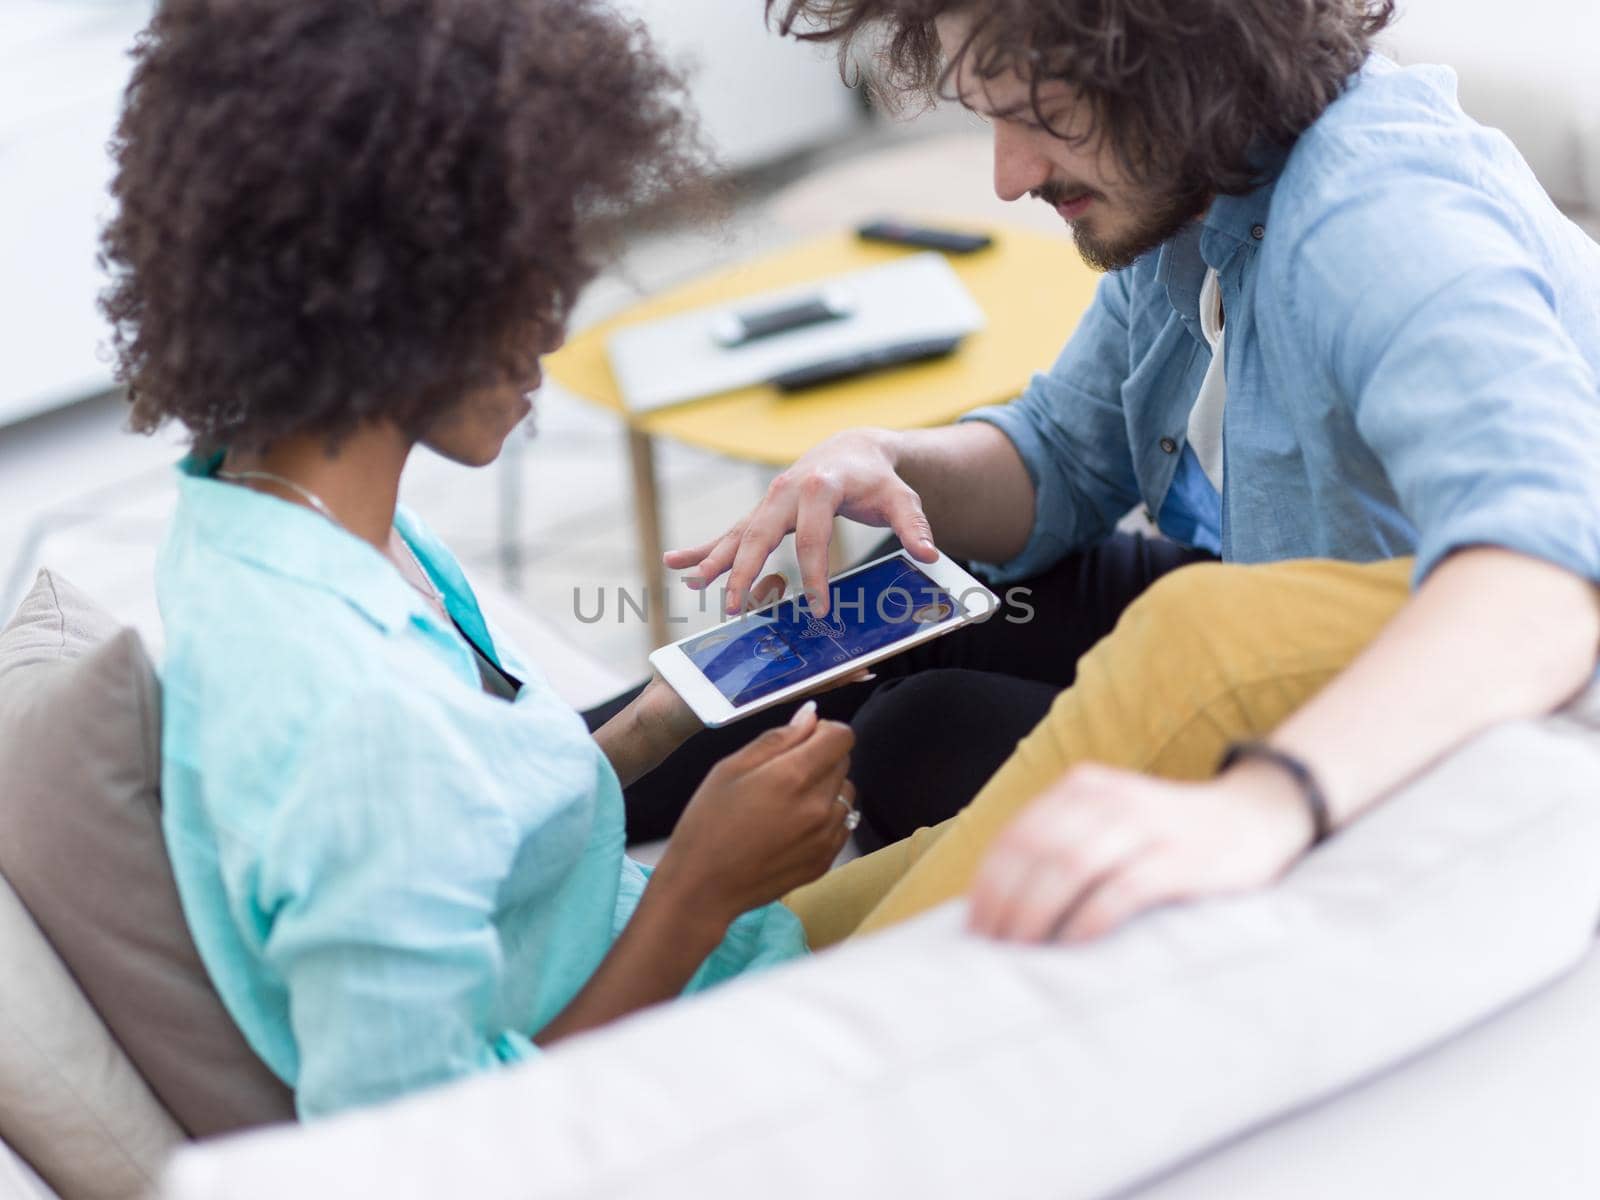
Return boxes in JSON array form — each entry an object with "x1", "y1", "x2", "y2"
[
  {"x1": 652, "y1": 701, "x2": 856, "y2": 926},
  {"x1": 968, "y1": 762, "x2": 1315, "y2": 944}
]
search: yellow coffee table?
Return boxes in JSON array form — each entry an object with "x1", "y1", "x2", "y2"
[{"x1": 544, "y1": 224, "x2": 1099, "y2": 647}]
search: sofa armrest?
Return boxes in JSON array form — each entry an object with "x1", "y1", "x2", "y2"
[{"x1": 161, "y1": 700, "x2": 1600, "y2": 1200}]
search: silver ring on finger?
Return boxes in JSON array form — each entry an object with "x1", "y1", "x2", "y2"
[{"x1": 833, "y1": 793, "x2": 861, "y2": 832}]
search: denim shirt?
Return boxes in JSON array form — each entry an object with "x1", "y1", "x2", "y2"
[
  {"x1": 966, "y1": 57, "x2": 1600, "y2": 586},
  {"x1": 158, "y1": 461, "x2": 806, "y2": 1119}
]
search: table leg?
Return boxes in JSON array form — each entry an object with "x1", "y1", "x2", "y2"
[
  {"x1": 626, "y1": 428, "x2": 670, "y2": 650},
  {"x1": 496, "y1": 428, "x2": 525, "y2": 593}
]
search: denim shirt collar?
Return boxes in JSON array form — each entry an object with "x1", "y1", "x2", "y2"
[{"x1": 1157, "y1": 150, "x2": 1284, "y2": 334}]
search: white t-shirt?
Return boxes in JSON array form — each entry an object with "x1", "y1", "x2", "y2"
[{"x1": 1186, "y1": 268, "x2": 1227, "y2": 490}]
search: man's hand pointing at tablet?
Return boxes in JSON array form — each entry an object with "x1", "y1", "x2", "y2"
[
  {"x1": 664, "y1": 429, "x2": 937, "y2": 618},
  {"x1": 664, "y1": 423, "x2": 1039, "y2": 617}
]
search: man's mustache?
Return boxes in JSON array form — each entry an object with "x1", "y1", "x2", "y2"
[{"x1": 1030, "y1": 180, "x2": 1101, "y2": 207}]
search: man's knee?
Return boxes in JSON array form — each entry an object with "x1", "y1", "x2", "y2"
[
  {"x1": 1115, "y1": 561, "x2": 1255, "y2": 650},
  {"x1": 1104, "y1": 556, "x2": 1412, "y2": 678}
]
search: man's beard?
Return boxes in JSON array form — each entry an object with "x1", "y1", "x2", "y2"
[{"x1": 1037, "y1": 177, "x2": 1207, "y2": 272}]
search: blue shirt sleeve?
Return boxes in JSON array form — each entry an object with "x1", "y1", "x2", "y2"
[
  {"x1": 252, "y1": 687, "x2": 539, "y2": 1120},
  {"x1": 1274, "y1": 167, "x2": 1600, "y2": 586},
  {"x1": 959, "y1": 269, "x2": 1142, "y2": 583},
  {"x1": 612, "y1": 859, "x2": 809, "y2": 990}
]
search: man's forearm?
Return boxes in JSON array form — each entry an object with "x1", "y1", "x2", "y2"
[
  {"x1": 1267, "y1": 548, "x2": 1600, "y2": 827},
  {"x1": 885, "y1": 423, "x2": 1037, "y2": 565}
]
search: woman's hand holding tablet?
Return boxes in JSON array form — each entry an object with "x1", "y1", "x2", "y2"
[{"x1": 650, "y1": 700, "x2": 858, "y2": 921}]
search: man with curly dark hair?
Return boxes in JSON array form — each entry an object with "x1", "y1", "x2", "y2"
[
  {"x1": 669, "y1": 1, "x2": 1600, "y2": 944},
  {"x1": 103, "y1": 0, "x2": 868, "y2": 1119}
]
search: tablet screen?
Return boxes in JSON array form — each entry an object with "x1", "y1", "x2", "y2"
[{"x1": 681, "y1": 555, "x2": 960, "y2": 707}]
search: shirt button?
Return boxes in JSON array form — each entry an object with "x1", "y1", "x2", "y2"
[
  {"x1": 1251, "y1": 224, "x2": 1266, "y2": 240},
  {"x1": 1160, "y1": 437, "x2": 1178, "y2": 455}
]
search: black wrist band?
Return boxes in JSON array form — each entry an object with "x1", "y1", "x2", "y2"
[{"x1": 1217, "y1": 741, "x2": 1334, "y2": 846}]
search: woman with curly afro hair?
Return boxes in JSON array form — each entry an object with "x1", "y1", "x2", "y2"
[{"x1": 105, "y1": 0, "x2": 861, "y2": 1119}]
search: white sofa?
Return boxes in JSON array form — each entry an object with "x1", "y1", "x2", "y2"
[
  {"x1": 0, "y1": 1, "x2": 156, "y2": 426},
  {"x1": 159, "y1": 706, "x2": 1600, "y2": 1200},
  {"x1": 5, "y1": 574, "x2": 1599, "y2": 1200}
]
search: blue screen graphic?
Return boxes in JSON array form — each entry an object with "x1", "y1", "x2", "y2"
[{"x1": 681, "y1": 556, "x2": 961, "y2": 707}]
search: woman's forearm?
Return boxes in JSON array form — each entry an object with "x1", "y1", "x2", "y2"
[
  {"x1": 591, "y1": 677, "x2": 703, "y2": 788},
  {"x1": 590, "y1": 703, "x2": 670, "y2": 789},
  {"x1": 1267, "y1": 547, "x2": 1600, "y2": 827}
]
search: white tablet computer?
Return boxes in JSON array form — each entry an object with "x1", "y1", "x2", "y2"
[{"x1": 651, "y1": 549, "x2": 999, "y2": 728}]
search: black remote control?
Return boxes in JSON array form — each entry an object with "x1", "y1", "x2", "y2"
[
  {"x1": 857, "y1": 219, "x2": 994, "y2": 255},
  {"x1": 712, "y1": 295, "x2": 852, "y2": 348},
  {"x1": 770, "y1": 336, "x2": 963, "y2": 392}
]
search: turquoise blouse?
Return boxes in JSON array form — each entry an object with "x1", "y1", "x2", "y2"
[{"x1": 157, "y1": 460, "x2": 806, "y2": 1119}]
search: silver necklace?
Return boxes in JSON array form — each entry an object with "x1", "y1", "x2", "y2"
[
  {"x1": 217, "y1": 469, "x2": 339, "y2": 522},
  {"x1": 217, "y1": 468, "x2": 446, "y2": 609}
]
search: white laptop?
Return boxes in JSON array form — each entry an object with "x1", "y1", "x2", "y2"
[{"x1": 605, "y1": 252, "x2": 985, "y2": 413}]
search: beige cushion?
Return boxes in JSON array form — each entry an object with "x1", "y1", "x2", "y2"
[
  {"x1": 0, "y1": 570, "x2": 294, "y2": 1143},
  {"x1": 0, "y1": 870, "x2": 180, "y2": 1200}
]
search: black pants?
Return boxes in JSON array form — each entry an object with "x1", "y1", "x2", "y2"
[{"x1": 583, "y1": 534, "x2": 1216, "y2": 850}]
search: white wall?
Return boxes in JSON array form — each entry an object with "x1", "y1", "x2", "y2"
[
  {"x1": 0, "y1": 1, "x2": 862, "y2": 429},
  {"x1": 0, "y1": 1, "x2": 154, "y2": 428},
  {"x1": 608, "y1": 0, "x2": 863, "y2": 170}
]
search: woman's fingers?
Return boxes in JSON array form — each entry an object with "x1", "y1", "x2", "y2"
[
  {"x1": 817, "y1": 752, "x2": 854, "y2": 820},
  {"x1": 724, "y1": 700, "x2": 820, "y2": 770},
  {"x1": 827, "y1": 778, "x2": 860, "y2": 855},
  {"x1": 772, "y1": 718, "x2": 855, "y2": 788},
  {"x1": 835, "y1": 776, "x2": 858, "y2": 817},
  {"x1": 795, "y1": 754, "x2": 856, "y2": 845}
]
